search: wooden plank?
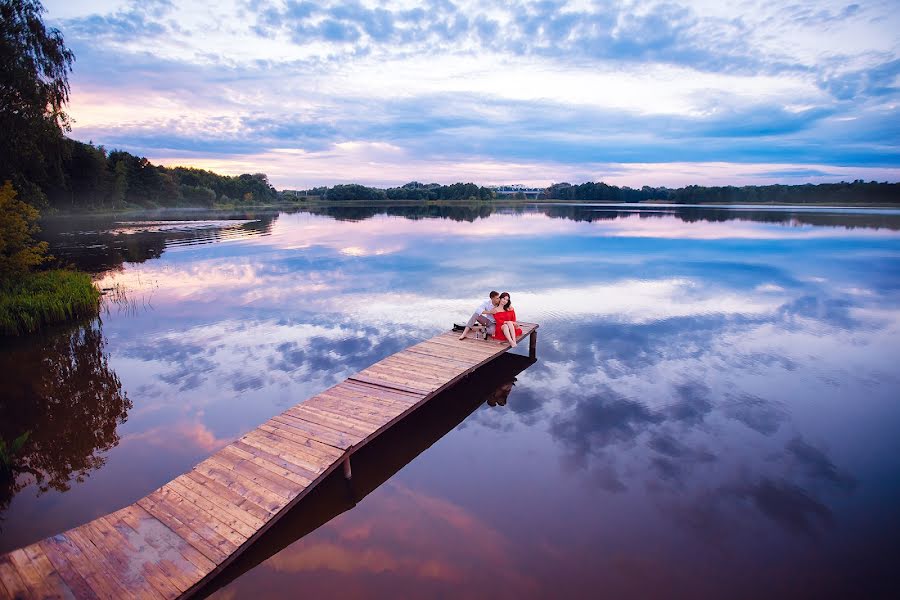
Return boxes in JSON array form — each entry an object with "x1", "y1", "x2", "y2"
[
  {"x1": 317, "y1": 387, "x2": 413, "y2": 414},
  {"x1": 279, "y1": 407, "x2": 372, "y2": 438},
  {"x1": 242, "y1": 430, "x2": 338, "y2": 476},
  {"x1": 246, "y1": 422, "x2": 344, "y2": 460},
  {"x1": 42, "y1": 532, "x2": 130, "y2": 599},
  {"x1": 61, "y1": 529, "x2": 137, "y2": 599},
  {"x1": 169, "y1": 476, "x2": 264, "y2": 531},
  {"x1": 205, "y1": 453, "x2": 298, "y2": 501},
  {"x1": 165, "y1": 479, "x2": 258, "y2": 539},
  {"x1": 303, "y1": 395, "x2": 398, "y2": 427},
  {"x1": 349, "y1": 374, "x2": 435, "y2": 395},
  {"x1": 7, "y1": 549, "x2": 43, "y2": 597},
  {"x1": 0, "y1": 555, "x2": 30, "y2": 600},
  {"x1": 355, "y1": 367, "x2": 447, "y2": 391},
  {"x1": 316, "y1": 390, "x2": 406, "y2": 418},
  {"x1": 261, "y1": 416, "x2": 358, "y2": 450},
  {"x1": 380, "y1": 353, "x2": 470, "y2": 375},
  {"x1": 412, "y1": 338, "x2": 494, "y2": 356},
  {"x1": 218, "y1": 445, "x2": 313, "y2": 489},
  {"x1": 411, "y1": 342, "x2": 496, "y2": 363},
  {"x1": 136, "y1": 496, "x2": 231, "y2": 565},
  {"x1": 424, "y1": 336, "x2": 502, "y2": 352},
  {"x1": 77, "y1": 520, "x2": 169, "y2": 599},
  {"x1": 358, "y1": 367, "x2": 451, "y2": 392},
  {"x1": 81, "y1": 518, "x2": 179, "y2": 599},
  {"x1": 182, "y1": 472, "x2": 273, "y2": 524},
  {"x1": 432, "y1": 332, "x2": 508, "y2": 349},
  {"x1": 378, "y1": 352, "x2": 468, "y2": 374},
  {"x1": 321, "y1": 381, "x2": 419, "y2": 405},
  {"x1": 402, "y1": 345, "x2": 481, "y2": 366},
  {"x1": 241, "y1": 430, "x2": 336, "y2": 471},
  {"x1": 311, "y1": 392, "x2": 409, "y2": 421},
  {"x1": 20, "y1": 545, "x2": 78, "y2": 600},
  {"x1": 288, "y1": 405, "x2": 381, "y2": 437},
  {"x1": 360, "y1": 362, "x2": 450, "y2": 385},
  {"x1": 152, "y1": 487, "x2": 248, "y2": 550},
  {"x1": 107, "y1": 507, "x2": 209, "y2": 594},
  {"x1": 301, "y1": 395, "x2": 398, "y2": 426},
  {"x1": 231, "y1": 439, "x2": 322, "y2": 482},
  {"x1": 35, "y1": 539, "x2": 99, "y2": 600},
  {"x1": 339, "y1": 379, "x2": 426, "y2": 403},
  {"x1": 192, "y1": 460, "x2": 287, "y2": 514},
  {"x1": 114, "y1": 505, "x2": 215, "y2": 577}
]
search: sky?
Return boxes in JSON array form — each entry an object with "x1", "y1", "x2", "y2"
[{"x1": 42, "y1": 0, "x2": 900, "y2": 189}]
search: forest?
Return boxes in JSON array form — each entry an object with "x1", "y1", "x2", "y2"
[{"x1": 541, "y1": 180, "x2": 900, "y2": 204}]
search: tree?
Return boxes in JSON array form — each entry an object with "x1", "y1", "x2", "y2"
[
  {"x1": 0, "y1": 180, "x2": 48, "y2": 284},
  {"x1": 0, "y1": 0, "x2": 74, "y2": 207}
]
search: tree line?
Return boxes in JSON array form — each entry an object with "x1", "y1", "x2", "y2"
[
  {"x1": 542, "y1": 180, "x2": 900, "y2": 204},
  {"x1": 53, "y1": 140, "x2": 278, "y2": 209},
  {"x1": 297, "y1": 181, "x2": 496, "y2": 202}
]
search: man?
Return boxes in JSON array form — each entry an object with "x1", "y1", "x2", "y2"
[{"x1": 459, "y1": 291, "x2": 500, "y2": 340}]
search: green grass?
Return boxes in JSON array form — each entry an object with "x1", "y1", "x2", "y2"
[{"x1": 0, "y1": 270, "x2": 100, "y2": 335}]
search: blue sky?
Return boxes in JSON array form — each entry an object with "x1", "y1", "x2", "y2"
[{"x1": 44, "y1": 0, "x2": 900, "y2": 189}]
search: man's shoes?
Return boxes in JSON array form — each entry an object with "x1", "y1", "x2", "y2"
[{"x1": 452, "y1": 323, "x2": 466, "y2": 331}]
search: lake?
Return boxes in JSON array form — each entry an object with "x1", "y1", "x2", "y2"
[{"x1": 2, "y1": 203, "x2": 899, "y2": 598}]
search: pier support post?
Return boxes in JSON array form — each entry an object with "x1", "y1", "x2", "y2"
[
  {"x1": 529, "y1": 330, "x2": 537, "y2": 359},
  {"x1": 342, "y1": 456, "x2": 352, "y2": 479}
]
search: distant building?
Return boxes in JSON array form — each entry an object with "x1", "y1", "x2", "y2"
[{"x1": 489, "y1": 184, "x2": 546, "y2": 199}]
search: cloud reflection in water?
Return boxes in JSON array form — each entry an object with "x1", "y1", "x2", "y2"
[{"x1": 5, "y1": 205, "x2": 898, "y2": 596}]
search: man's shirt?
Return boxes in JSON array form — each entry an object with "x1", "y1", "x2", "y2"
[{"x1": 480, "y1": 300, "x2": 496, "y2": 322}]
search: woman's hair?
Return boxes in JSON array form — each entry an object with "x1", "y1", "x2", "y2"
[{"x1": 499, "y1": 292, "x2": 512, "y2": 310}]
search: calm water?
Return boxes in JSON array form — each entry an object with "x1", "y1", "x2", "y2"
[{"x1": 2, "y1": 203, "x2": 900, "y2": 598}]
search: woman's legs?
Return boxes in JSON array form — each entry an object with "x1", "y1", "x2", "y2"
[{"x1": 502, "y1": 322, "x2": 517, "y2": 347}]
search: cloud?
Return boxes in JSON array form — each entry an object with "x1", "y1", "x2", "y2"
[{"x1": 43, "y1": 0, "x2": 899, "y2": 185}]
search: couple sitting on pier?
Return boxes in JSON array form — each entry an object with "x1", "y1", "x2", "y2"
[{"x1": 458, "y1": 290, "x2": 523, "y2": 347}]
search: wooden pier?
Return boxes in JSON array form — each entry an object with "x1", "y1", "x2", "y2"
[{"x1": 0, "y1": 324, "x2": 538, "y2": 599}]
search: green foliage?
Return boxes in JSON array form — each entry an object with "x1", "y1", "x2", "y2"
[
  {"x1": 542, "y1": 180, "x2": 900, "y2": 204},
  {"x1": 41, "y1": 143, "x2": 279, "y2": 209},
  {"x1": 0, "y1": 0, "x2": 75, "y2": 207},
  {"x1": 0, "y1": 269, "x2": 100, "y2": 335},
  {"x1": 327, "y1": 183, "x2": 387, "y2": 202},
  {"x1": 0, "y1": 180, "x2": 48, "y2": 282},
  {"x1": 0, "y1": 431, "x2": 30, "y2": 473},
  {"x1": 316, "y1": 181, "x2": 496, "y2": 202},
  {"x1": 180, "y1": 184, "x2": 216, "y2": 206}
]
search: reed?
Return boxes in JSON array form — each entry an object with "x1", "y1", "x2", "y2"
[{"x1": 0, "y1": 270, "x2": 100, "y2": 335}]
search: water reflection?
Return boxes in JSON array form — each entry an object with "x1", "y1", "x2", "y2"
[
  {"x1": 38, "y1": 211, "x2": 279, "y2": 274},
  {"x1": 541, "y1": 204, "x2": 900, "y2": 230},
  {"x1": 1, "y1": 203, "x2": 898, "y2": 597},
  {"x1": 0, "y1": 319, "x2": 130, "y2": 527}
]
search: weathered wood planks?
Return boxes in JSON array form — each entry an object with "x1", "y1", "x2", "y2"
[{"x1": 0, "y1": 323, "x2": 538, "y2": 599}]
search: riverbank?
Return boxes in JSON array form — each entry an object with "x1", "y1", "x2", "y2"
[
  {"x1": 40, "y1": 198, "x2": 900, "y2": 217},
  {"x1": 0, "y1": 270, "x2": 100, "y2": 335}
]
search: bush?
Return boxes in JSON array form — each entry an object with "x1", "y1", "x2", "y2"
[
  {"x1": 0, "y1": 180, "x2": 48, "y2": 282},
  {"x1": 0, "y1": 270, "x2": 100, "y2": 335}
]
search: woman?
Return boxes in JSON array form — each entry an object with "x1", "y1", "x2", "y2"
[{"x1": 490, "y1": 292, "x2": 522, "y2": 347}]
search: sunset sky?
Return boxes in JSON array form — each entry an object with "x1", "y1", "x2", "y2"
[{"x1": 43, "y1": 0, "x2": 900, "y2": 189}]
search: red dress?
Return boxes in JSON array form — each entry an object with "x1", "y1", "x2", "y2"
[{"x1": 493, "y1": 309, "x2": 522, "y2": 340}]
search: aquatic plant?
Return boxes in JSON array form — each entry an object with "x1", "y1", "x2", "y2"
[{"x1": 0, "y1": 269, "x2": 100, "y2": 335}]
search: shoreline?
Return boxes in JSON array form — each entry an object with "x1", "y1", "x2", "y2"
[{"x1": 39, "y1": 199, "x2": 900, "y2": 218}]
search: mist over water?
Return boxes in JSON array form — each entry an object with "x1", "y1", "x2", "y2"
[{"x1": 2, "y1": 204, "x2": 899, "y2": 598}]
